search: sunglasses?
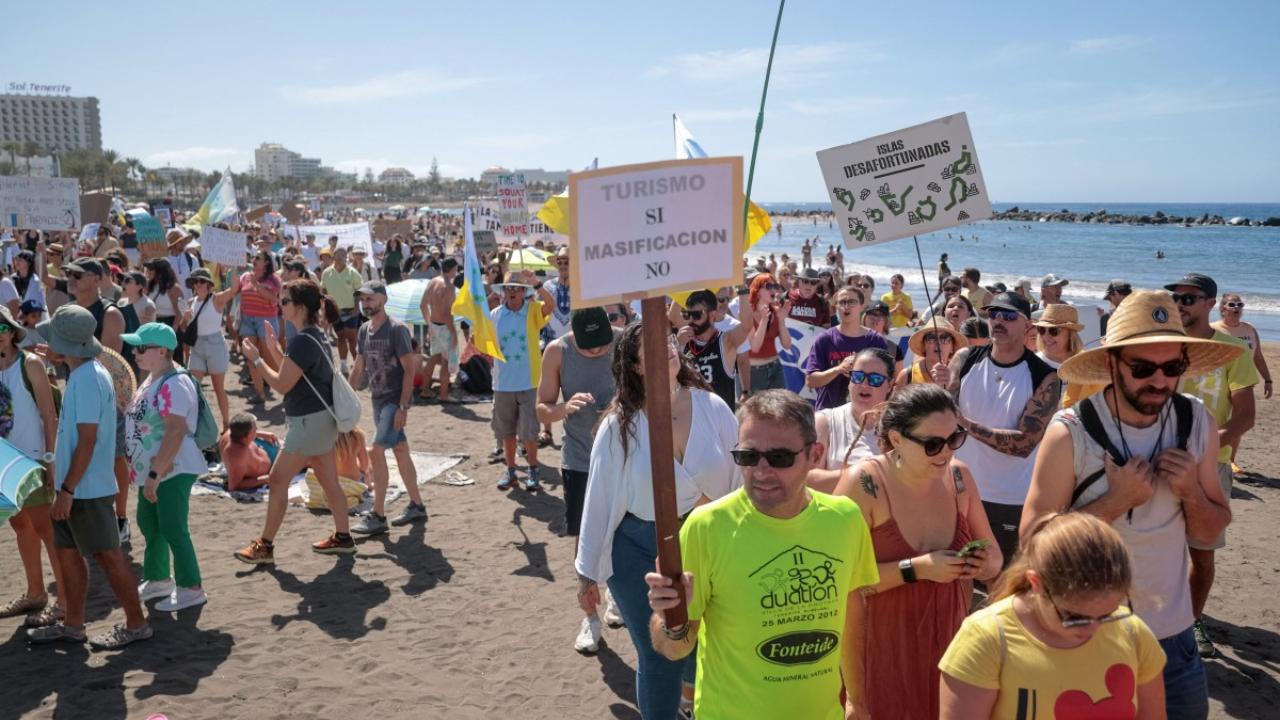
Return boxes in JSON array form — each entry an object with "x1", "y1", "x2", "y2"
[
  {"x1": 1117, "y1": 354, "x2": 1189, "y2": 379},
  {"x1": 1036, "y1": 326, "x2": 1062, "y2": 337},
  {"x1": 280, "y1": 298, "x2": 293, "y2": 307},
  {"x1": 850, "y1": 370, "x2": 888, "y2": 387},
  {"x1": 856, "y1": 282, "x2": 873, "y2": 289},
  {"x1": 680, "y1": 309, "x2": 705, "y2": 321},
  {"x1": 607, "y1": 312, "x2": 623, "y2": 321},
  {"x1": 0, "y1": 323, "x2": 12, "y2": 334},
  {"x1": 900, "y1": 427, "x2": 967, "y2": 456},
  {"x1": 765, "y1": 283, "x2": 783, "y2": 292},
  {"x1": 134, "y1": 344, "x2": 160, "y2": 354},
  {"x1": 799, "y1": 279, "x2": 818, "y2": 286},
  {"x1": 1224, "y1": 301, "x2": 1244, "y2": 309},
  {"x1": 1045, "y1": 590, "x2": 1135, "y2": 629},
  {"x1": 988, "y1": 309, "x2": 1021, "y2": 323},
  {"x1": 943, "y1": 287, "x2": 960, "y2": 295},
  {"x1": 921, "y1": 332, "x2": 954, "y2": 344},
  {"x1": 1170, "y1": 292, "x2": 1207, "y2": 306},
  {"x1": 66, "y1": 271, "x2": 85, "y2": 280},
  {"x1": 730, "y1": 445, "x2": 811, "y2": 469},
  {"x1": 716, "y1": 296, "x2": 730, "y2": 304}
]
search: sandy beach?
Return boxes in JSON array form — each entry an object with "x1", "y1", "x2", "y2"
[{"x1": 1, "y1": 344, "x2": 1277, "y2": 719}]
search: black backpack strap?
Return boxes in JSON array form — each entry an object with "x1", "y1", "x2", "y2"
[
  {"x1": 1070, "y1": 395, "x2": 1125, "y2": 507},
  {"x1": 1171, "y1": 393, "x2": 1193, "y2": 451}
]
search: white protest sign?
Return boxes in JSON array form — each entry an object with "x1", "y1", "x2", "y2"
[
  {"x1": 0, "y1": 176, "x2": 82, "y2": 231},
  {"x1": 569, "y1": 157, "x2": 743, "y2": 308},
  {"x1": 284, "y1": 222, "x2": 372, "y2": 255},
  {"x1": 495, "y1": 173, "x2": 528, "y2": 236},
  {"x1": 200, "y1": 226, "x2": 250, "y2": 266},
  {"x1": 817, "y1": 112, "x2": 991, "y2": 248}
]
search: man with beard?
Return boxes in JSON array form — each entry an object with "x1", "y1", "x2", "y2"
[
  {"x1": 1164, "y1": 273, "x2": 1258, "y2": 658},
  {"x1": 1022, "y1": 290, "x2": 1237, "y2": 720},
  {"x1": 674, "y1": 290, "x2": 753, "y2": 411},
  {"x1": 944, "y1": 292, "x2": 1059, "y2": 567}
]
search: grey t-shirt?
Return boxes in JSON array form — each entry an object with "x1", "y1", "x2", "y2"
[{"x1": 357, "y1": 316, "x2": 414, "y2": 407}]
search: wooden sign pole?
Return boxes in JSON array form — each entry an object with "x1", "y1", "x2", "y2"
[{"x1": 640, "y1": 294, "x2": 688, "y2": 628}]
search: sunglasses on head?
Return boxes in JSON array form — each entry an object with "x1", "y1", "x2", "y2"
[
  {"x1": 1170, "y1": 292, "x2": 1207, "y2": 306},
  {"x1": 730, "y1": 445, "x2": 810, "y2": 469},
  {"x1": 850, "y1": 370, "x2": 887, "y2": 387},
  {"x1": 680, "y1": 309, "x2": 705, "y2": 321},
  {"x1": 901, "y1": 427, "x2": 967, "y2": 456},
  {"x1": 988, "y1": 309, "x2": 1020, "y2": 322},
  {"x1": 1036, "y1": 326, "x2": 1062, "y2": 337},
  {"x1": 1116, "y1": 353, "x2": 1189, "y2": 379},
  {"x1": 1224, "y1": 301, "x2": 1244, "y2": 309}
]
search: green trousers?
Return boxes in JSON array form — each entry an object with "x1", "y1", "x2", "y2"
[{"x1": 136, "y1": 473, "x2": 202, "y2": 587}]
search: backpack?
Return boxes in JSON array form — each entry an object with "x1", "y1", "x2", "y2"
[
  {"x1": 458, "y1": 354, "x2": 492, "y2": 395},
  {"x1": 297, "y1": 332, "x2": 362, "y2": 432},
  {"x1": 157, "y1": 368, "x2": 220, "y2": 451},
  {"x1": 19, "y1": 351, "x2": 61, "y2": 417},
  {"x1": 1070, "y1": 392, "x2": 1193, "y2": 508}
]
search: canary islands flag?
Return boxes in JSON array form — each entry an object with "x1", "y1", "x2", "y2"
[
  {"x1": 452, "y1": 207, "x2": 505, "y2": 362},
  {"x1": 673, "y1": 114, "x2": 771, "y2": 250},
  {"x1": 535, "y1": 158, "x2": 598, "y2": 236},
  {"x1": 184, "y1": 167, "x2": 239, "y2": 231}
]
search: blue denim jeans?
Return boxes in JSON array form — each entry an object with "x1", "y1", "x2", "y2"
[
  {"x1": 1160, "y1": 626, "x2": 1208, "y2": 720},
  {"x1": 607, "y1": 513, "x2": 689, "y2": 720}
]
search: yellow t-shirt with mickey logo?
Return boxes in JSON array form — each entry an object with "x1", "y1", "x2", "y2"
[{"x1": 682, "y1": 488, "x2": 878, "y2": 720}]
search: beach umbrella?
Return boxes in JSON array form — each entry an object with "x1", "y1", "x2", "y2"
[
  {"x1": 507, "y1": 247, "x2": 553, "y2": 273},
  {"x1": 0, "y1": 437, "x2": 44, "y2": 523},
  {"x1": 384, "y1": 279, "x2": 431, "y2": 325}
]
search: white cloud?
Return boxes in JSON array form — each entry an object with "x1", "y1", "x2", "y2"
[
  {"x1": 281, "y1": 69, "x2": 486, "y2": 105},
  {"x1": 142, "y1": 146, "x2": 242, "y2": 167},
  {"x1": 1069, "y1": 35, "x2": 1148, "y2": 55},
  {"x1": 645, "y1": 43, "x2": 881, "y2": 82}
]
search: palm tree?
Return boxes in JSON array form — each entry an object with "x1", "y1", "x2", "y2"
[
  {"x1": 125, "y1": 157, "x2": 143, "y2": 195},
  {"x1": 1, "y1": 142, "x2": 20, "y2": 172},
  {"x1": 101, "y1": 149, "x2": 120, "y2": 193},
  {"x1": 20, "y1": 142, "x2": 43, "y2": 176}
]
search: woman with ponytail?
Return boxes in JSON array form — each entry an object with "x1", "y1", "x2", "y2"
[
  {"x1": 835, "y1": 383, "x2": 1002, "y2": 720},
  {"x1": 940, "y1": 512, "x2": 1166, "y2": 719}
]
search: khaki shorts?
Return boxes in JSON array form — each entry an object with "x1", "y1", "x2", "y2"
[
  {"x1": 53, "y1": 495, "x2": 121, "y2": 556},
  {"x1": 492, "y1": 389, "x2": 539, "y2": 442},
  {"x1": 1188, "y1": 463, "x2": 1232, "y2": 551},
  {"x1": 283, "y1": 409, "x2": 339, "y2": 458}
]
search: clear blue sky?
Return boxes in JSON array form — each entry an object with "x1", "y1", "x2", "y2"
[{"x1": 7, "y1": 0, "x2": 1278, "y2": 202}]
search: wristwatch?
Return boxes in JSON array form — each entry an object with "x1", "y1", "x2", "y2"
[
  {"x1": 399, "y1": 403, "x2": 412, "y2": 411},
  {"x1": 41, "y1": 451, "x2": 54, "y2": 464},
  {"x1": 898, "y1": 558, "x2": 917, "y2": 584}
]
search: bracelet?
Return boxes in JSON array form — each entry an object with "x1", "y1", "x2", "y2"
[
  {"x1": 661, "y1": 621, "x2": 691, "y2": 641},
  {"x1": 59, "y1": 487, "x2": 74, "y2": 497}
]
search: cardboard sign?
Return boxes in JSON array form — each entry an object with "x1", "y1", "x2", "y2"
[
  {"x1": 133, "y1": 214, "x2": 167, "y2": 260},
  {"x1": 244, "y1": 204, "x2": 271, "y2": 223},
  {"x1": 200, "y1": 226, "x2": 250, "y2": 266},
  {"x1": 284, "y1": 222, "x2": 372, "y2": 256},
  {"x1": 472, "y1": 230, "x2": 498, "y2": 255},
  {"x1": 280, "y1": 202, "x2": 304, "y2": 225},
  {"x1": 153, "y1": 206, "x2": 173, "y2": 228},
  {"x1": 80, "y1": 192, "x2": 113, "y2": 226},
  {"x1": 569, "y1": 157, "x2": 743, "y2": 308},
  {"x1": 372, "y1": 218, "x2": 412, "y2": 241},
  {"x1": 0, "y1": 176, "x2": 81, "y2": 231},
  {"x1": 817, "y1": 112, "x2": 991, "y2": 248},
  {"x1": 495, "y1": 173, "x2": 528, "y2": 236}
]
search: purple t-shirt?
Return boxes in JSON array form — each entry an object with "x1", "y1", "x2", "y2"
[{"x1": 803, "y1": 327, "x2": 888, "y2": 410}]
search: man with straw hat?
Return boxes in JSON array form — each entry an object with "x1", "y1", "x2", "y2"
[
  {"x1": 1022, "y1": 290, "x2": 1240, "y2": 720},
  {"x1": 1164, "y1": 272, "x2": 1259, "y2": 659},
  {"x1": 27, "y1": 305, "x2": 151, "y2": 650}
]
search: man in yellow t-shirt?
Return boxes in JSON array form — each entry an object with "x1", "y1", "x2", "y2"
[
  {"x1": 881, "y1": 273, "x2": 914, "y2": 328},
  {"x1": 646, "y1": 391, "x2": 879, "y2": 720},
  {"x1": 1165, "y1": 273, "x2": 1260, "y2": 658},
  {"x1": 321, "y1": 246, "x2": 365, "y2": 374}
]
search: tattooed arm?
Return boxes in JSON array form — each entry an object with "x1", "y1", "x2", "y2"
[
  {"x1": 959, "y1": 372, "x2": 1061, "y2": 458},
  {"x1": 945, "y1": 347, "x2": 972, "y2": 400}
]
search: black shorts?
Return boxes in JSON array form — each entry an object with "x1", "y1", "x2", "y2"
[
  {"x1": 562, "y1": 468, "x2": 588, "y2": 537},
  {"x1": 982, "y1": 501, "x2": 1023, "y2": 570}
]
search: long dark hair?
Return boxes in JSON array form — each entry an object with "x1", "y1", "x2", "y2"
[
  {"x1": 875, "y1": 383, "x2": 959, "y2": 452},
  {"x1": 605, "y1": 323, "x2": 711, "y2": 460},
  {"x1": 13, "y1": 250, "x2": 35, "y2": 297},
  {"x1": 255, "y1": 250, "x2": 276, "y2": 282},
  {"x1": 145, "y1": 258, "x2": 177, "y2": 297},
  {"x1": 284, "y1": 278, "x2": 323, "y2": 327}
]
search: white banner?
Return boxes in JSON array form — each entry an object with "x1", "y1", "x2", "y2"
[
  {"x1": 817, "y1": 112, "x2": 991, "y2": 248},
  {"x1": 0, "y1": 176, "x2": 82, "y2": 231},
  {"x1": 284, "y1": 222, "x2": 372, "y2": 255},
  {"x1": 200, "y1": 226, "x2": 250, "y2": 266}
]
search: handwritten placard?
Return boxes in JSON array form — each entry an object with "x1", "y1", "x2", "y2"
[{"x1": 0, "y1": 176, "x2": 81, "y2": 231}]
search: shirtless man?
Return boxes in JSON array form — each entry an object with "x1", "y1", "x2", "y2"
[
  {"x1": 420, "y1": 258, "x2": 459, "y2": 402},
  {"x1": 218, "y1": 413, "x2": 278, "y2": 493}
]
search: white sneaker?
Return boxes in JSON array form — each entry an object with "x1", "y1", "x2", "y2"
[
  {"x1": 155, "y1": 587, "x2": 208, "y2": 612},
  {"x1": 574, "y1": 616, "x2": 603, "y2": 655},
  {"x1": 137, "y1": 579, "x2": 175, "y2": 602},
  {"x1": 118, "y1": 517, "x2": 131, "y2": 545},
  {"x1": 603, "y1": 589, "x2": 625, "y2": 628}
]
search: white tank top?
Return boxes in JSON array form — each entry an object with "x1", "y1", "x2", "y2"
[
  {"x1": 954, "y1": 348, "x2": 1043, "y2": 505},
  {"x1": 0, "y1": 356, "x2": 45, "y2": 458},
  {"x1": 190, "y1": 294, "x2": 224, "y2": 336},
  {"x1": 817, "y1": 404, "x2": 880, "y2": 470}
]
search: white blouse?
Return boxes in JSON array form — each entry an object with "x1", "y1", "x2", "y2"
[{"x1": 575, "y1": 389, "x2": 741, "y2": 584}]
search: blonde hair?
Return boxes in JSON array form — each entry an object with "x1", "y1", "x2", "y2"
[
  {"x1": 991, "y1": 512, "x2": 1132, "y2": 602},
  {"x1": 1036, "y1": 328, "x2": 1083, "y2": 356}
]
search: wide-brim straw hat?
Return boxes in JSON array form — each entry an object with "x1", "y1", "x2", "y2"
[
  {"x1": 1033, "y1": 303, "x2": 1084, "y2": 332},
  {"x1": 908, "y1": 322, "x2": 968, "y2": 357},
  {"x1": 1058, "y1": 290, "x2": 1243, "y2": 384}
]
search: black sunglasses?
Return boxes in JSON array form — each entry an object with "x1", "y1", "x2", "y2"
[
  {"x1": 1223, "y1": 301, "x2": 1244, "y2": 309},
  {"x1": 1116, "y1": 354, "x2": 1189, "y2": 380},
  {"x1": 280, "y1": 298, "x2": 293, "y2": 307},
  {"x1": 730, "y1": 445, "x2": 811, "y2": 469},
  {"x1": 922, "y1": 332, "x2": 954, "y2": 344},
  {"x1": 850, "y1": 370, "x2": 887, "y2": 387},
  {"x1": 607, "y1": 312, "x2": 622, "y2": 321},
  {"x1": 1045, "y1": 590, "x2": 1135, "y2": 629},
  {"x1": 900, "y1": 427, "x2": 967, "y2": 456},
  {"x1": 716, "y1": 296, "x2": 730, "y2": 304},
  {"x1": 1036, "y1": 326, "x2": 1062, "y2": 337},
  {"x1": 66, "y1": 271, "x2": 85, "y2": 280},
  {"x1": 680, "y1": 309, "x2": 705, "y2": 321},
  {"x1": 1170, "y1": 292, "x2": 1207, "y2": 306}
]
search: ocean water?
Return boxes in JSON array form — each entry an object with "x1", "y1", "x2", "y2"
[{"x1": 755, "y1": 202, "x2": 1280, "y2": 341}]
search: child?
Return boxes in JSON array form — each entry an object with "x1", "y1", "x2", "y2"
[
  {"x1": 218, "y1": 413, "x2": 279, "y2": 493},
  {"x1": 334, "y1": 428, "x2": 372, "y2": 490}
]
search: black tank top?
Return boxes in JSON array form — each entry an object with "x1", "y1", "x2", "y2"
[
  {"x1": 685, "y1": 331, "x2": 736, "y2": 412},
  {"x1": 85, "y1": 298, "x2": 107, "y2": 340}
]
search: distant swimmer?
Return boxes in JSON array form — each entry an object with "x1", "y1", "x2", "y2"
[{"x1": 1156, "y1": 250, "x2": 1166, "y2": 259}]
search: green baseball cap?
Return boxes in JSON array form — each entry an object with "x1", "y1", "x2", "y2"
[{"x1": 121, "y1": 322, "x2": 178, "y2": 351}]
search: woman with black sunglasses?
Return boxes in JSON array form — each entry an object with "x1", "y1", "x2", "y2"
[
  {"x1": 834, "y1": 383, "x2": 1001, "y2": 720},
  {"x1": 940, "y1": 512, "x2": 1165, "y2": 720}
]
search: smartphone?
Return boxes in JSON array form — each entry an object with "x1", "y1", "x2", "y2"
[{"x1": 957, "y1": 539, "x2": 991, "y2": 558}]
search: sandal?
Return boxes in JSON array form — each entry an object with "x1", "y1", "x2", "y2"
[
  {"x1": 0, "y1": 593, "x2": 48, "y2": 619},
  {"x1": 25, "y1": 603, "x2": 65, "y2": 628}
]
